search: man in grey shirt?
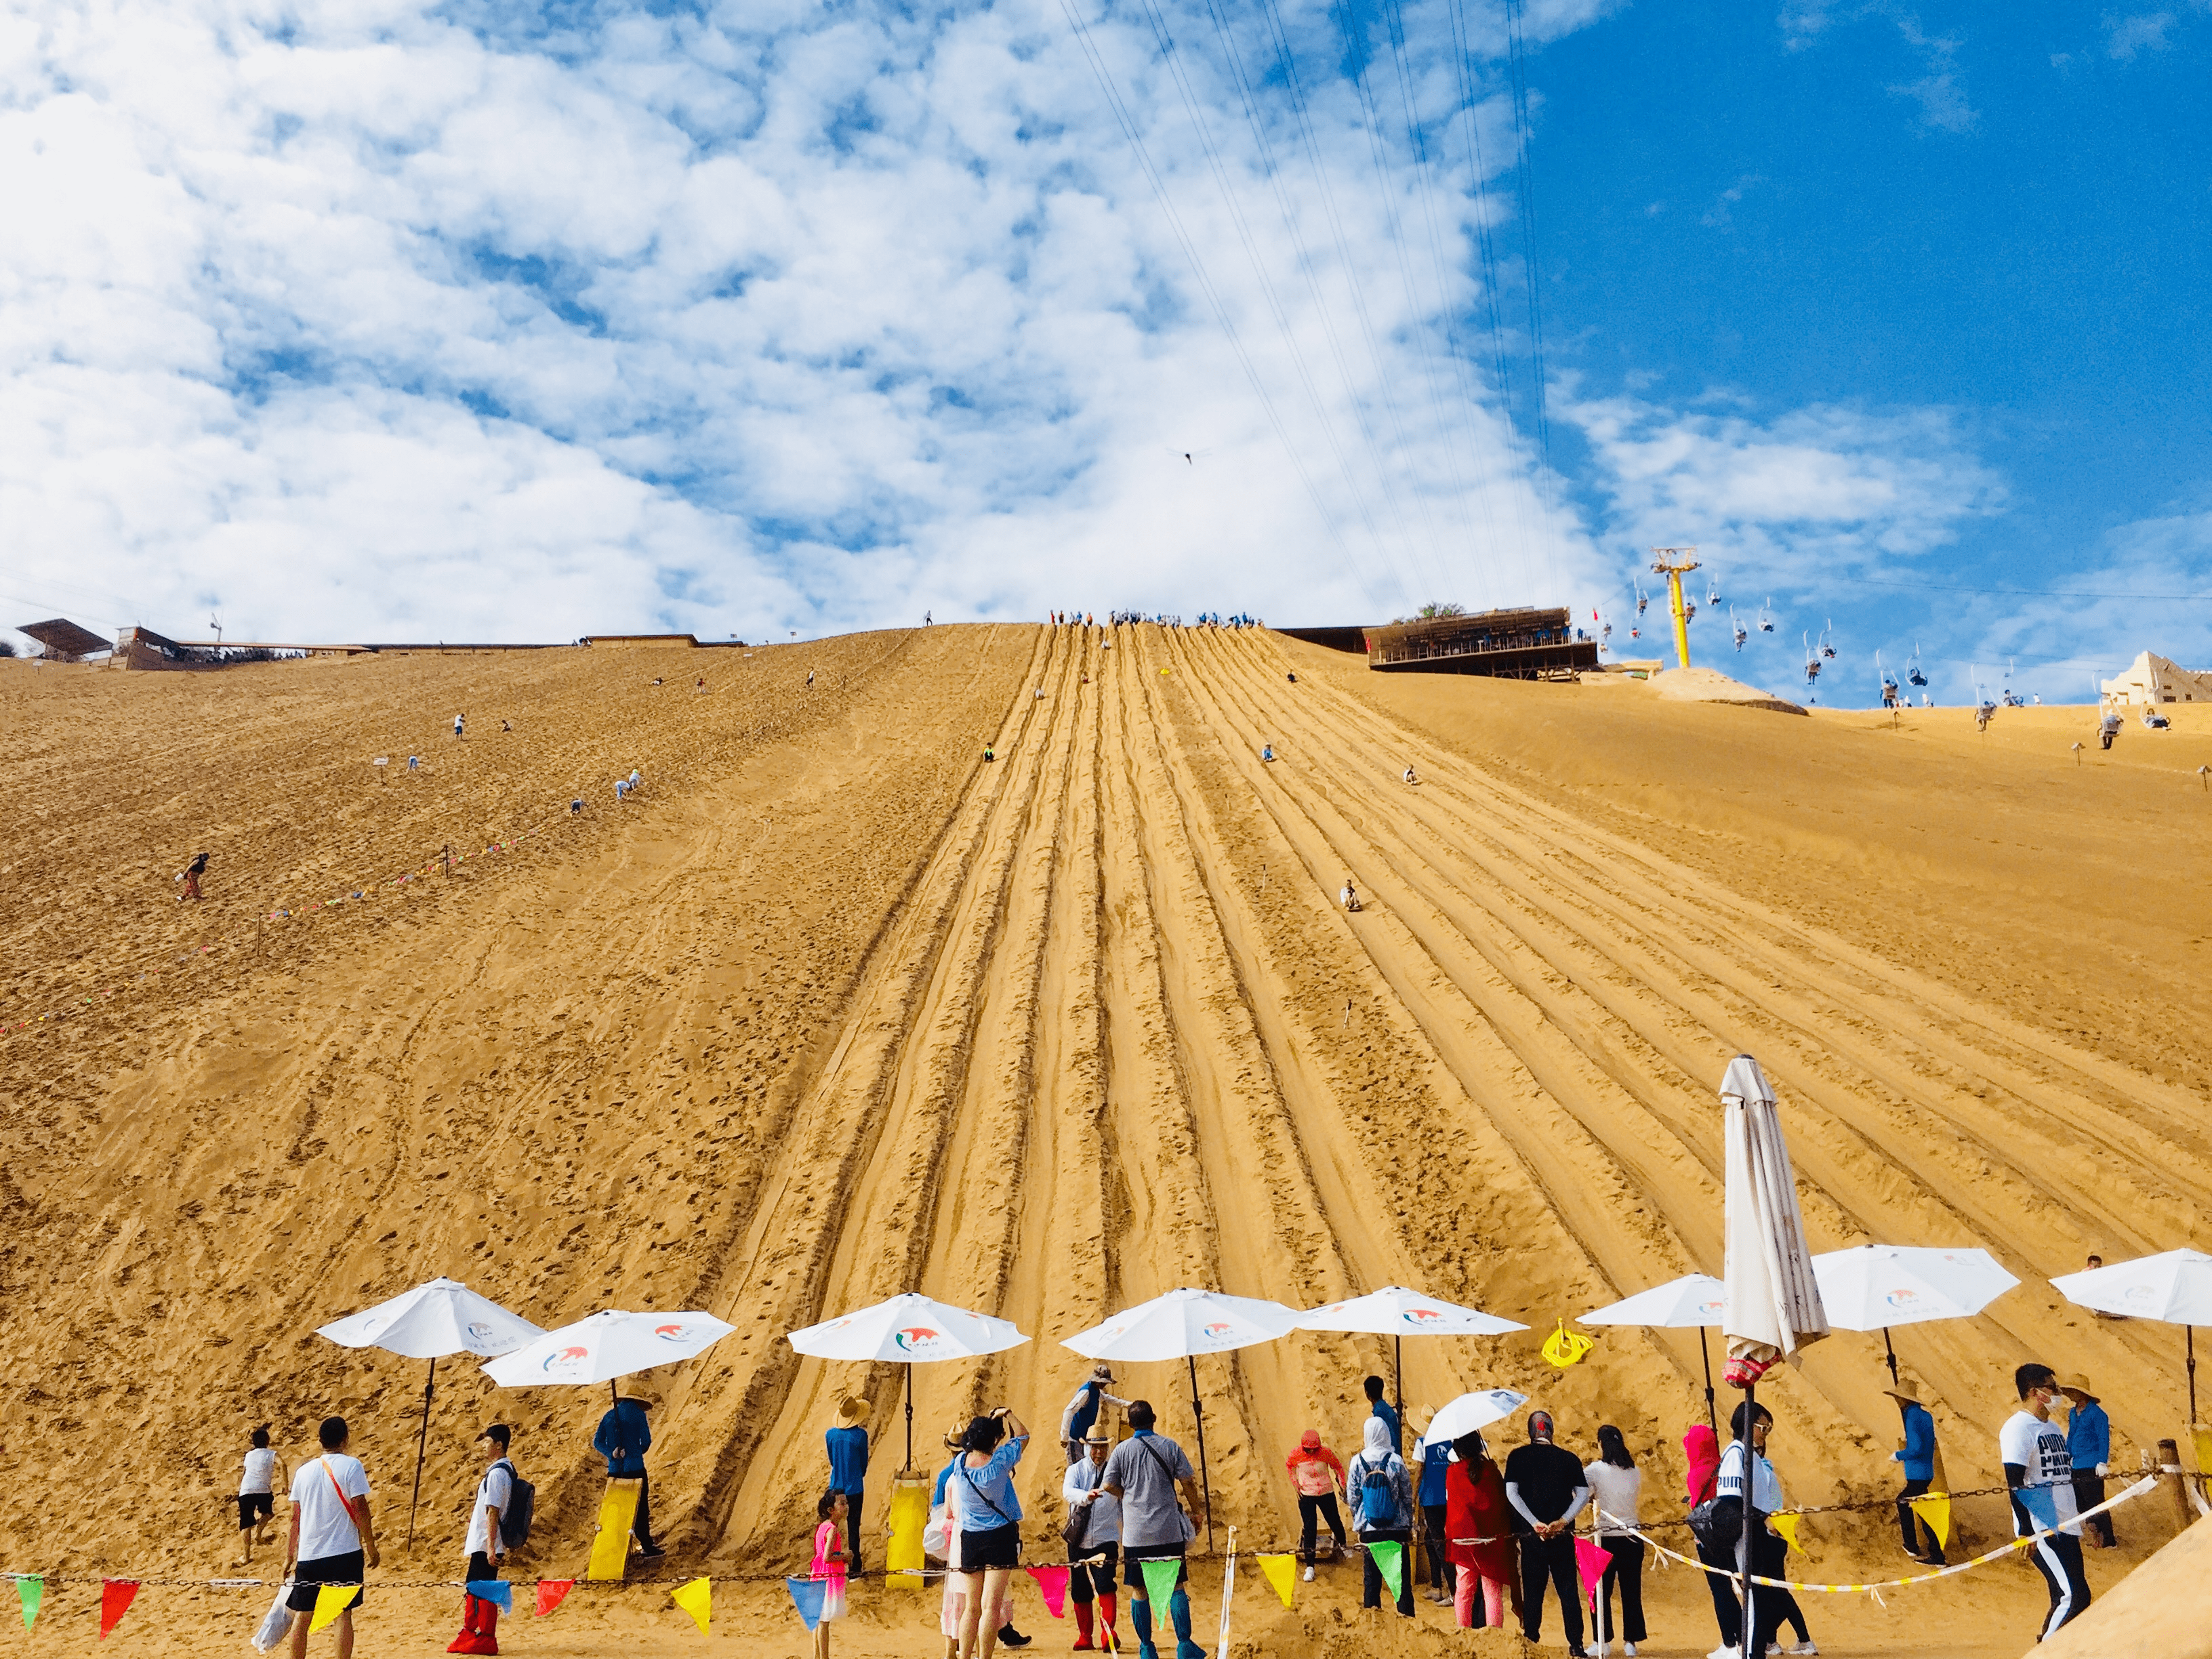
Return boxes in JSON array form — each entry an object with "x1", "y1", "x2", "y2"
[{"x1": 1101, "y1": 1401, "x2": 1207, "y2": 1659}]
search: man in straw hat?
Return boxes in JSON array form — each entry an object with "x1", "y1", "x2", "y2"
[
  {"x1": 2057, "y1": 1374, "x2": 2115, "y2": 1548},
  {"x1": 826, "y1": 1397, "x2": 872, "y2": 1575},
  {"x1": 1885, "y1": 1383, "x2": 1944, "y2": 1565},
  {"x1": 592, "y1": 1385, "x2": 664, "y2": 1560},
  {"x1": 1063, "y1": 1425, "x2": 1122, "y2": 1650},
  {"x1": 1060, "y1": 1365, "x2": 1129, "y2": 1465}
]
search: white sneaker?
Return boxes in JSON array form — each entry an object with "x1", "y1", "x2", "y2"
[
  {"x1": 1786, "y1": 1647, "x2": 1818, "y2": 1656},
  {"x1": 1301, "y1": 1565, "x2": 1313, "y2": 1582},
  {"x1": 1624, "y1": 1647, "x2": 1637, "y2": 1657},
  {"x1": 1708, "y1": 1647, "x2": 1741, "y2": 1659}
]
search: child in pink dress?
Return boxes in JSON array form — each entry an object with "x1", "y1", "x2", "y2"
[{"x1": 812, "y1": 1490, "x2": 848, "y2": 1658}]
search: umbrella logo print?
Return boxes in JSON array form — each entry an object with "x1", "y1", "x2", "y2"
[
  {"x1": 466, "y1": 1320, "x2": 496, "y2": 1346},
  {"x1": 655, "y1": 1323, "x2": 691, "y2": 1343},
  {"x1": 543, "y1": 1345, "x2": 590, "y2": 1373},
  {"x1": 1883, "y1": 1288, "x2": 1923, "y2": 1311},
  {"x1": 1202, "y1": 1322, "x2": 1235, "y2": 1340},
  {"x1": 1401, "y1": 1307, "x2": 1446, "y2": 1327},
  {"x1": 894, "y1": 1326, "x2": 942, "y2": 1353},
  {"x1": 1696, "y1": 1298, "x2": 1725, "y2": 1319}
]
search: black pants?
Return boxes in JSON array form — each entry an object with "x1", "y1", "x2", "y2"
[
  {"x1": 467, "y1": 1551, "x2": 498, "y2": 1583},
  {"x1": 2026, "y1": 1530, "x2": 2091, "y2": 1641},
  {"x1": 1698, "y1": 1535, "x2": 1740, "y2": 1648},
  {"x1": 1519, "y1": 1530, "x2": 1583, "y2": 1649},
  {"x1": 840, "y1": 1487, "x2": 864, "y2": 1574},
  {"x1": 1069, "y1": 1546, "x2": 1119, "y2": 1603},
  {"x1": 2072, "y1": 1473, "x2": 2116, "y2": 1547},
  {"x1": 1419, "y1": 1503, "x2": 1453, "y2": 1592},
  {"x1": 1736, "y1": 1526, "x2": 1790, "y2": 1657},
  {"x1": 632, "y1": 1471, "x2": 659, "y2": 1550},
  {"x1": 1898, "y1": 1477, "x2": 1945, "y2": 1561},
  {"x1": 1595, "y1": 1536, "x2": 1645, "y2": 1644},
  {"x1": 1298, "y1": 1494, "x2": 1346, "y2": 1563},
  {"x1": 1359, "y1": 1528, "x2": 1414, "y2": 1614}
]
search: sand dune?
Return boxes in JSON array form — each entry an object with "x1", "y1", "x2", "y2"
[{"x1": 4, "y1": 625, "x2": 2209, "y2": 1657}]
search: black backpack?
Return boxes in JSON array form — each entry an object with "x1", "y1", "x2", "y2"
[{"x1": 491, "y1": 1460, "x2": 535, "y2": 1551}]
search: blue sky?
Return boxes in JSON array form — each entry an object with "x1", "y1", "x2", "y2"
[{"x1": 0, "y1": 0, "x2": 2203, "y2": 703}]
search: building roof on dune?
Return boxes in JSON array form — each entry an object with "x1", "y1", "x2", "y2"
[
  {"x1": 584, "y1": 633, "x2": 700, "y2": 648},
  {"x1": 1361, "y1": 606, "x2": 1597, "y2": 678},
  {"x1": 18, "y1": 618, "x2": 110, "y2": 659}
]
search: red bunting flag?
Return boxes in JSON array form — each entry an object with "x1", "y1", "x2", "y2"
[
  {"x1": 535, "y1": 1580, "x2": 574, "y2": 1617},
  {"x1": 100, "y1": 1580, "x2": 139, "y2": 1638}
]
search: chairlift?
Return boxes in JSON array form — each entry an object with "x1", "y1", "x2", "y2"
[
  {"x1": 1803, "y1": 632, "x2": 1821, "y2": 686},
  {"x1": 1877, "y1": 651, "x2": 1899, "y2": 706},
  {"x1": 1732, "y1": 609, "x2": 1748, "y2": 651},
  {"x1": 1707, "y1": 579, "x2": 1722, "y2": 607},
  {"x1": 1820, "y1": 620, "x2": 1837, "y2": 660},
  {"x1": 1600, "y1": 619, "x2": 1612, "y2": 645},
  {"x1": 1758, "y1": 598, "x2": 1775, "y2": 634},
  {"x1": 1906, "y1": 641, "x2": 1927, "y2": 689},
  {"x1": 1683, "y1": 600, "x2": 1698, "y2": 623},
  {"x1": 1635, "y1": 583, "x2": 1649, "y2": 617}
]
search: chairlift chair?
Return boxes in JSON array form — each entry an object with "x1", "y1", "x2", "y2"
[
  {"x1": 1758, "y1": 599, "x2": 1775, "y2": 634},
  {"x1": 1803, "y1": 633, "x2": 1822, "y2": 685},
  {"x1": 1635, "y1": 584, "x2": 1649, "y2": 617},
  {"x1": 1683, "y1": 600, "x2": 1698, "y2": 623},
  {"x1": 1820, "y1": 620, "x2": 1837, "y2": 660},
  {"x1": 1707, "y1": 579, "x2": 1722, "y2": 607},
  {"x1": 1732, "y1": 609, "x2": 1748, "y2": 651},
  {"x1": 1906, "y1": 642, "x2": 1928, "y2": 689}
]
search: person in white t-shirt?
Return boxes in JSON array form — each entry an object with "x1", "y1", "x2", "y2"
[
  {"x1": 449, "y1": 1425, "x2": 516, "y2": 1656},
  {"x1": 237, "y1": 1425, "x2": 291, "y2": 1565},
  {"x1": 283, "y1": 1416, "x2": 379, "y2": 1659},
  {"x1": 2002, "y1": 1364, "x2": 2091, "y2": 1642}
]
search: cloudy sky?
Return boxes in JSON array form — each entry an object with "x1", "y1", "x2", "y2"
[{"x1": 1, "y1": 0, "x2": 2203, "y2": 701}]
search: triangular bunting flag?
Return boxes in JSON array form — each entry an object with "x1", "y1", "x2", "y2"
[
  {"x1": 1574, "y1": 1534, "x2": 1611, "y2": 1599},
  {"x1": 1139, "y1": 1557, "x2": 1182, "y2": 1608},
  {"x1": 1369, "y1": 1540, "x2": 1404, "y2": 1602},
  {"x1": 309, "y1": 1585, "x2": 354, "y2": 1634},
  {"x1": 1255, "y1": 1555, "x2": 1295, "y2": 1609},
  {"x1": 670, "y1": 1577, "x2": 712, "y2": 1635},
  {"x1": 15, "y1": 1577, "x2": 41, "y2": 1632},
  {"x1": 100, "y1": 1580, "x2": 140, "y2": 1639},
  {"x1": 1910, "y1": 1491, "x2": 1952, "y2": 1549},
  {"x1": 1769, "y1": 1513, "x2": 1803, "y2": 1555},
  {"x1": 783, "y1": 1577, "x2": 825, "y2": 1632},
  {"x1": 465, "y1": 1580, "x2": 514, "y2": 1613},
  {"x1": 1025, "y1": 1565, "x2": 1070, "y2": 1618},
  {"x1": 535, "y1": 1580, "x2": 574, "y2": 1617}
]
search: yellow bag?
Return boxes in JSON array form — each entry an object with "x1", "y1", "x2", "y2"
[{"x1": 1542, "y1": 1321, "x2": 1594, "y2": 1369}]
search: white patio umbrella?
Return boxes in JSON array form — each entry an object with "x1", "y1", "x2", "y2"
[
  {"x1": 1063, "y1": 1288, "x2": 1302, "y2": 1551},
  {"x1": 1579, "y1": 1273, "x2": 1728, "y2": 1433},
  {"x1": 1720, "y1": 1054, "x2": 1826, "y2": 1641},
  {"x1": 787, "y1": 1293, "x2": 1029, "y2": 1470},
  {"x1": 1295, "y1": 1287, "x2": 1525, "y2": 1446},
  {"x1": 316, "y1": 1277, "x2": 544, "y2": 1545},
  {"x1": 1813, "y1": 1246, "x2": 2020, "y2": 1386},
  {"x1": 1418, "y1": 1388, "x2": 1530, "y2": 1448},
  {"x1": 480, "y1": 1307, "x2": 737, "y2": 1397},
  {"x1": 2051, "y1": 1248, "x2": 2212, "y2": 1421}
]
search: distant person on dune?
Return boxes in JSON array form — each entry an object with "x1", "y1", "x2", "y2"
[
  {"x1": 1060, "y1": 1365, "x2": 1128, "y2": 1465},
  {"x1": 695, "y1": 678, "x2": 705, "y2": 693},
  {"x1": 926, "y1": 611, "x2": 933, "y2": 626},
  {"x1": 2100, "y1": 709, "x2": 2121, "y2": 749},
  {"x1": 570, "y1": 799, "x2": 583, "y2": 815},
  {"x1": 808, "y1": 670, "x2": 815, "y2": 687},
  {"x1": 180, "y1": 850, "x2": 209, "y2": 902},
  {"x1": 592, "y1": 1387, "x2": 663, "y2": 1561},
  {"x1": 825, "y1": 1398, "x2": 870, "y2": 1576},
  {"x1": 1403, "y1": 766, "x2": 1417, "y2": 785},
  {"x1": 1285, "y1": 1429, "x2": 1347, "y2": 1577},
  {"x1": 454, "y1": 714, "x2": 464, "y2": 739},
  {"x1": 501, "y1": 719, "x2": 512, "y2": 731},
  {"x1": 1261, "y1": 745, "x2": 1275, "y2": 762},
  {"x1": 1341, "y1": 880, "x2": 1361, "y2": 914},
  {"x1": 236, "y1": 1424, "x2": 288, "y2": 1565}
]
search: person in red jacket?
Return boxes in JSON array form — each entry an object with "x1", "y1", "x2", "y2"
[
  {"x1": 1285, "y1": 1431, "x2": 1347, "y2": 1579},
  {"x1": 1444, "y1": 1431, "x2": 1515, "y2": 1630}
]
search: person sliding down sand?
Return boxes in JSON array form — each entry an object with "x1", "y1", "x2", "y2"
[
  {"x1": 1403, "y1": 767, "x2": 1418, "y2": 785},
  {"x1": 1341, "y1": 879, "x2": 1361, "y2": 913}
]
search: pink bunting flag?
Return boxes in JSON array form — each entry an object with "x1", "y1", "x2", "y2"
[
  {"x1": 1024, "y1": 1565, "x2": 1070, "y2": 1618},
  {"x1": 1575, "y1": 1536, "x2": 1611, "y2": 1611}
]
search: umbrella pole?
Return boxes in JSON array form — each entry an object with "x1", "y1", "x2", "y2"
[
  {"x1": 1699, "y1": 1330, "x2": 1717, "y2": 1435},
  {"x1": 1738, "y1": 1380, "x2": 1756, "y2": 1645},
  {"x1": 1394, "y1": 1334, "x2": 1404, "y2": 1446},
  {"x1": 906, "y1": 1362, "x2": 915, "y2": 1473},
  {"x1": 1883, "y1": 1328, "x2": 1900, "y2": 1388},
  {"x1": 407, "y1": 1357, "x2": 436, "y2": 1549},
  {"x1": 2192, "y1": 1328, "x2": 2198, "y2": 1425},
  {"x1": 1188, "y1": 1354, "x2": 1214, "y2": 1556}
]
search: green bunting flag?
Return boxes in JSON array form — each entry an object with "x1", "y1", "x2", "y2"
[
  {"x1": 1369, "y1": 1540, "x2": 1405, "y2": 1601},
  {"x1": 15, "y1": 1576, "x2": 41, "y2": 1631},
  {"x1": 1139, "y1": 1557, "x2": 1182, "y2": 1607}
]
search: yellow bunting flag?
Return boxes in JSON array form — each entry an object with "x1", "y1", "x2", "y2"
[
  {"x1": 1909, "y1": 1492, "x2": 1952, "y2": 1549},
  {"x1": 1255, "y1": 1554, "x2": 1296, "y2": 1609},
  {"x1": 1769, "y1": 1513, "x2": 1803, "y2": 1555},
  {"x1": 670, "y1": 1577, "x2": 712, "y2": 1634},
  {"x1": 309, "y1": 1586, "x2": 355, "y2": 1633},
  {"x1": 1541, "y1": 1320, "x2": 1594, "y2": 1368},
  {"x1": 589, "y1": 1479, "x2": 643, "y2": 1580}
]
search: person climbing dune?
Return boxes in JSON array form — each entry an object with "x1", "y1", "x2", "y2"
[{"x1": 1340, "y1": 878, "x2": 1361, "y2": 914}]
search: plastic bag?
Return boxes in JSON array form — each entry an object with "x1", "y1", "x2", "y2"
[{"x1": 251, "y1": 1587, "x2": 295, "y2": 1653}]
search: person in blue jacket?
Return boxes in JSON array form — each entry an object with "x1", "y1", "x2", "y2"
[
  {"x1": 826, "y1": 1397, "x2": 872, "y2": 1575},
  {"x1": 2060, "y1": 1375, "x2": 2116, "y2": 1547},
  {"x1": 592, "y1": 1386, "x2": 664, "y2": 1559},
  {"x1": 1887, "y1": 1385, "x2": 1942, "y2": 1563},
  {"x1": 1411, "y1": 1417, "x2": 1454, "y2": 1602}
]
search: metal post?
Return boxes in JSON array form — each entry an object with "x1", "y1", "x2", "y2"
[
  {"x1": 1187, "y1": 1355, "x2": 1214, "y2": 1555},
  {"x1": 407, "y1": 1357, "x2": 436, "y2": 1548},
  {"x1": 2192, "y1": 1327, "x2": 2199, "y2": 1425},
  {"x1": 1738, "y1": 1381, "x2": 1757, "y2": 1647},
  {"x1": 906, "y1": 1362, "x2": 916, "y2": 1472}
]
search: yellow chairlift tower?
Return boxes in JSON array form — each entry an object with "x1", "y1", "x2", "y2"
[{"x1": 1650, "y1": 546, "x2": 1700, "y2": 670}]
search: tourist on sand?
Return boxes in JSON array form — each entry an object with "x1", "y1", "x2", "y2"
[
  {"x1": 695, "y1": 678, "x2": 705, "y2": 693},
  {"x1": 283, "y1": 1416, "x2": 378, "y2": 1659},
  {"x1": 1362, "y1": 1375, "x2": 1400, "y2": 1450},
  {"x1": 935, "y1": 1424, "x2": 1025, "y2": 1655},
  {"x1": 1403, "y1": 766, "x2": 1417, "y2": 785},
  {"x1": 1411, "y1": 1416, "x2": 1453, "y2": 1601},
  {"x1": 1713, "y1": 1401, "x2": 1794, "y2": 1659},
  {"x1": 593, "y1": 1386, "x2": 664, "y2": 1559},
  {"x1": 1504, "y1": 1410, "x2": 1589, "y2": 1654},
  {"x1": 1102, "y1": 1400, "x2": 1206, "y2": 1659},
  {"x1": 570, "y1": 798, "x2": 584, "y2": 815},
  {"x1": 408, "y1": 756, "x2": 420, "y2": 771},
  {"x1": 1060, "y1": 1365, "x2": 1128, "y2": 1464},
  {"x1": 447, "y1": 1424, "x2": 514, "y2": 1655},
  {"x1": 2060, "y1": 1374, "x2": 2115, "y2": 1547},
  {"x1": 1285, "y1": 1429, "x2": 1347, "y2": 1578},
  {"x1": 1341, "y1": 878, "x2": 1361, "y2": 914},
  {"x1": 2004, "y1": 1363, "x2": 2092, "y2": 1641},
  {"x1": 2099, "y1": 708, "x2": 2121, "y2": 749},
  {"x1": 180, "y1": 851, "x2": 209, "y2": 902},
  {"x1": 1444, "y1": 1430, "x2": 1514, "y2": 1630},
  {"x1": 808, "y1": 670, "x2": 816, "y2": 687},
  {"x1": 1348, "y1": 1417, "x2": 1414, "y2": 1616},
  {"x1": 1887, "y1": 1385, "x2": 1944, "y2": 1563},
  {"x1": 809, "y1": 1490, "x2": 849, "y2": 1659},
  {"x1": 1684, "y1": 1424, "x2": 1740, "y2": 1652},
  {"x1": 1063, "y1": 1427, "x2": 1122, "y2": 1651},
  {"x1": 947, "y1": 1407, "x2": 1027, "y2": 1659},
  {"x1": 1584, "y1": 1425, "x2": 1645, "y2": 1657},
  {"x1": 825, "y1": 1397, "x2": 870, "y2": 1575},
  {"x1": 1261, "y1": 744, "x2": 1275, "y2": 762},
  {"x1": 454, "y1": 714, "x2": 465, "y2": 739},
  {"x1": 237, "y1": 1425, "x2": 288, "y2": 1564}
]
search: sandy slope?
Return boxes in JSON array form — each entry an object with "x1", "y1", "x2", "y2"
[{"x1": 4, "y1": 625, "x2": 2209, "y2": 1659}]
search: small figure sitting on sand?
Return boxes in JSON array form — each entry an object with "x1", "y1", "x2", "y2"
[
  {"x1": 1402, "y1": 766, "x2": 1417, "y2": 786},
  {"x1": 1340, "y1": 878, "x2": 1361, "y2": 914},
  {"x1": 1287, "y1": 673, "x2": 1296, "y2": 683},
  {"x1": 570, "y1": 799, "x2": 584, "y2": 815},
  {"x1": 2143, "y1": 708, "x2": 2170, "y2": 730},
  {"x1": 1262, "y1": 745, "x2": 1275, "y2": 762},
  {"x1": 983, "y1": 747, "x2": 996, "y2": 762}
]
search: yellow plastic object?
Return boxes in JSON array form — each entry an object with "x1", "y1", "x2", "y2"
[
  {"x1": 1541, "y1": 1320, "x2": 1595, "y2": 1368},
  {"x1": 886, "y1": 1474, "x2": 930, "y2": 1589},
  {"x1": 588, "y1": 1478, "x2": 643, "y2": 1580}
]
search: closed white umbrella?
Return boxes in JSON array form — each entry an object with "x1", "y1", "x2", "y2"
[
  {"x1": 316, "y1": 1277, "x2": 543, "y2": 1546},
  {"x1": 1419, "y1": 1388, "x2": 1530, "y2": 1449},
  {"x1": 1063, "y1": 1288, "x2": 1301, "y2": 1551},
  {"x1": 1813, "y1": 1245, "x2": 2020, "y2": 1385},
  {"x1": 1296, "y1": 1286, "x2": 1524, "y2": 1451},
  {"x1": 2051, "y1": 1248, "x2": 2212, "y2": 1420},
  {"x1": 481, "y1": 1307, "x2": 736, "y2": 1393},
  {"x1": 787, "y1": 1293, "x2": 1029, "y2": 1469},
  {"x1": 1579, "y1": 1273, "x2": 1727, "y2": 1431}
]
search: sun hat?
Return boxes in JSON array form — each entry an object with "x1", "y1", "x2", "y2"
[
  {"x1": 2058, "y1": 1374, "x2": 2097, "y2": 1398},
  {"x1": 620, "y1": 1385, "x2": 661, "y2": 1406},
  {"x1": 1084, "y1": 1426, "x2": 1112, "y2": 1446},
  {"x1": 1882, "y1": 1384, "x2": 1923, "y2": 1405},
  {"x1": 834, "y1": 1396, "x2": 868, "y2": 1427}
]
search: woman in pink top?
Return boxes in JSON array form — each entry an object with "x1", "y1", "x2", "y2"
[
  {"x1": 811, "y1": 1490, "x2": 848, "y2": 1658},
  {"x1": 1286, "y1": 1430, "x2": 1349, "y2": 1574}
]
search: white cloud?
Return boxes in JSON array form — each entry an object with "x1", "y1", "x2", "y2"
[{"x1": 2103, "y1": 10, "x2": 2177, "y2": 58}]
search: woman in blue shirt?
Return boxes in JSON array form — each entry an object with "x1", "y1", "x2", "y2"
[{"x1": 947, "y1": 1408, "x2": 1029, "y2": 1659}]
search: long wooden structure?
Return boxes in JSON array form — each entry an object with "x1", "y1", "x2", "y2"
[{"x1": 1360, "y1": 607, "x2": 1597, "y2": 679}]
